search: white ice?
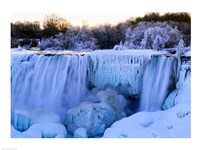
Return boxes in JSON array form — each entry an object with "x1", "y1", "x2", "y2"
[{"x1": 86, "y1": 50, "x2": 168, "y2": 96}]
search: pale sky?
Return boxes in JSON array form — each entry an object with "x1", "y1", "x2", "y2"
[{"x1": 11, "y1": 12, "x2": 146, "y2": 26}]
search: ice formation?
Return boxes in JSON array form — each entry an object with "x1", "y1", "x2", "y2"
[
  {"x1": 86, "y1": 50, "x2": 168, "y2": 96},
  {"x1": 163, "y1": 64, "x2": 191, "y2": 110},
  {"x1": 11, "y1": 49, "x2": 190, "y2": 138},
  {"x1": 11, "y1": 51, "x2": 89, "y2": 122}
]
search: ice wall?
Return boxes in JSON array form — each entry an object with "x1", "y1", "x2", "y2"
[
  {"x1": 86, "y1": 50, "x2": 167, "y2": 96},
  {"x1": 11, "y1": 52, "x2": 88, "y2": 122}
]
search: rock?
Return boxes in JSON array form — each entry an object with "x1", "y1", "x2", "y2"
[
  {"x1": 65, "y1": 102, "x2": 115, "y2": 137},
  {"x1": 11, "y1": 109, "x2": 31, "y2": 132},
  {"x1": 74, "y1": 128, "x2": 88, "y2": 138}
]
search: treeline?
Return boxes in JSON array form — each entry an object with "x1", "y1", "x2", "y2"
[{"x1": 11, "y1": 12, "x2": 191, "y2": 50}]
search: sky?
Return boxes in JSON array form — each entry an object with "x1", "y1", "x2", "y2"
[{"x1": 11, "y1": 12, "x2": 146, "y2": 26}]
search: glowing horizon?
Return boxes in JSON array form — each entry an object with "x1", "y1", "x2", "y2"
[{"x1": 11, "y1": 12, "x2": 146, "y2": 26}]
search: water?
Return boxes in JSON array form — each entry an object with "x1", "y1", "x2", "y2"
[
  {"x1": 11, "y1": 54, "x2": 89, "y2": 122},
  {"x1": 139, "y1": 55, "x2": 178, "y2": 111}
]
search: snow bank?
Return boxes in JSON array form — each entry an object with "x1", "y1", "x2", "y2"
[
  {"x1": 14, "y1": 123, "x2": 67, "y2": 138},
  {"x1": 86, "y1": 50, "x2": 168, "y2": 96},
  {"x1": 103, "y1": 103, "x2": 190, "y2": 138},
  {"x1": 11, "y1": 109, "x2": 65, "y2": 138}
]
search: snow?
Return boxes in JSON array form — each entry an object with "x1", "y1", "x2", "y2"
[
  {"x1": 163, "y1": 89, "x2": 179, "y2": 110},
  {"x1": 73, "y1": 128, "x2": 88, "y2": 138},
  {"x1": 65, "y1": 101, "x2": 115, "y2": 137},
  {"x1": 103, "y1": 103, "x2": 190, "y2": 138},
  {"x1": 30, "y1": 109, "x2": 61, "y2": 125},
  {"x1": 14, "y1": 123, "x2": 67, "y2": 138},
  {"x1": 103, "y1": 62, "x2": 191, "y2": 138},
  {"x1": 96, "y1": 89, "x2": 127, "y2": 120},
  {"x1": 184, "y1": 51, "x2": 191, "y2": 57},
  {"x1": 65, "y1": 88, "x2": 128, "y2": 137},
  {"x1": 86, "y1": 50, "x2": 168, "y2": 96},
  {"x1": 163, "y1": 71, "x2": 190, "y2": 110},
  {"x1": 11, "y1": 126, "x2": 21, "y2": 137},
  {"x1": 11, "y1": 109, "x2": 64, "y2": 138}
]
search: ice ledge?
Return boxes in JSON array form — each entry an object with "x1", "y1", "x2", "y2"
[{"x1": 86, "y1": 50, "x2": 170, "y2": 96}]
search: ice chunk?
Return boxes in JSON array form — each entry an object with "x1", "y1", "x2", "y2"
[{"x1": 11, "y1": 109, "x2": 31, "y2": 132}]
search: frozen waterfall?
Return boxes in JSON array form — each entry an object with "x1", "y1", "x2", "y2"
[
  {"x1": 139, "y1": 55, "x2": 178, "y2": 111},
  {"x1": 86, "y1": 50, "x2": 168, "y2": 96},
  {"x1": 11, "y1": 52, "x2": 89, "y2": 122}
]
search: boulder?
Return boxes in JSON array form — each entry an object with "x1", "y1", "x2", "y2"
[{"x1": 66, "y1": 102, "x2": 115, "y2": 137}]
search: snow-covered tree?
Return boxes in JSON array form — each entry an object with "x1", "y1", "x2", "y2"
[
  {"x1": 122, "y1": 22, "x2": 183, "y2": 50},
  {"x1": 39, "y1": 26, "x2": 98, "y2": 51},
  {"x1": 152, "y1": 35, "x2": 165, "y2": 50},
  {"x1": 176, "y1": 39, "x2": 185, "y2": 57},
  {"x1": 67, "y1": 27, "x2": 98, "y2": 51}
]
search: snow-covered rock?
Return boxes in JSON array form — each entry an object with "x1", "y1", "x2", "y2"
[
  {"x1": 65, "y1": 88, "x2": 128, "y2": 137},
  {"x1": 14, "y1": 123, "x2": 67, "y2": 138},
  {"x1": 163, "y1": 64, "x2": 191, "y2": 110},
  {"x1": 103, "y1": 103, "x2": 190, "y2": 138},
  {"x1": 74, "y1": 128, "x2": 88, "y2": 138},
  {"x1": 86, "y1": 50, "x2": 168, "y2": 96},
  {"x1": 65, "y1": 101, "x2": 115, "y2": 137},
  {"x1": 11, "y1": 109, "x2": 31, "y2": 132},
  {"x1": 30, "y1": 109, "x2": 60, "y2": 125},
  {"x1": 163, "y1": 89, "x2": 179, "y2": 110},
  {"x1": 96, "y1": 89, "x2": 127, "y2": 120}
]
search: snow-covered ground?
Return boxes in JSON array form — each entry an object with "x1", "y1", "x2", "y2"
[{"x1": 103, "y1": 64, "x2": 191, "y2": 138}]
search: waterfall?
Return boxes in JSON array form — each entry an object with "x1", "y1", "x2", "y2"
[
  {"x1": 11, "y1": 53, "x2": 89, "y2": 122},
  {"x1": 139, "y1": 55, "x2": 177, "y2": 111}
]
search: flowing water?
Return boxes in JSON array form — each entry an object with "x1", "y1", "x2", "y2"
[
  {"x1": 11, "y1": 53, "x2": 89, "y2": 122},
  {"x1": 139, "y1": 55, "x2": 178, "y2": 111}
]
